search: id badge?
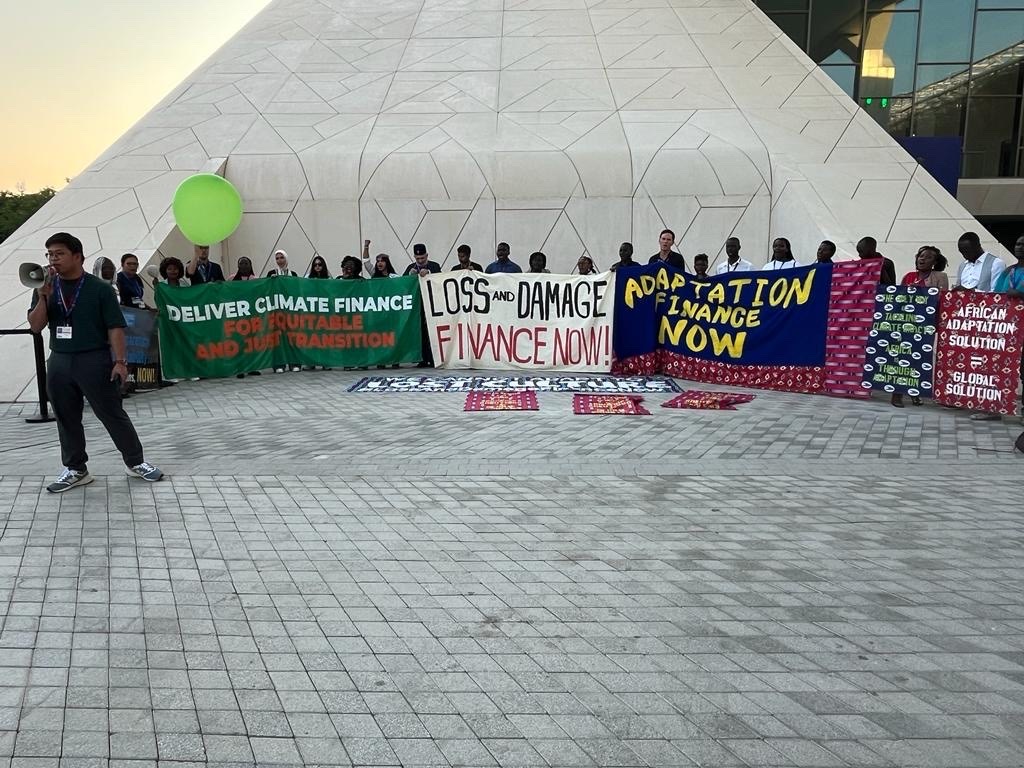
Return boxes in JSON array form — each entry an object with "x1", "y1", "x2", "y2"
[{"x1": 56, "y1": 325, "x2": 73, "y2": 340}]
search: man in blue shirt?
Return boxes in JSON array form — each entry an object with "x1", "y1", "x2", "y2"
[{"x1": 485, "y1": 243, "x2": 522, "y2": 274}]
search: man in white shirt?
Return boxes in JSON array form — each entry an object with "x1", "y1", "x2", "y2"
[
  {"x1": 715, "y1": 237, "x2": 753, "y2": 275},
  {"x1": 956, "y1": 231, "x2": 1008, "y2": 421},
  {"x1": 956, "y1": 231, "x2": 1005, "y2": 293}
]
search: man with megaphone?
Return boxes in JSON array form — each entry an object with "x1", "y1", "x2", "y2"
[{"x1": 26, "y1": 232, "x2": 163, "y2": 493}]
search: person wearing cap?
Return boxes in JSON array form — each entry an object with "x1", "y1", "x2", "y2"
[
  {"x1": 485, "y1": 242, "x2": 522, "y2": 274},
  {"x1": 403, "y1": 244, "x2": 441, "y2": 367},
  {"x1": 452, "y1": 244, "x2": 482, "y2": 271},
  {"x1": 403, "y1": 243, "x2": 441, "y2": 277}
]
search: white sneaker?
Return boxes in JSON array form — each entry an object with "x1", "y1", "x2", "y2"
[
  {"x1": 126, "y1": 462, "x2": 164, "y2": 482},
  {"x1": 47, "y1": 468, "x2": 94, "y2": 494}
]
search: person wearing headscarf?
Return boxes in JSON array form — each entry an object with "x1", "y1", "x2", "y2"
[
  {"x1": 266, "y1": 252, "x2": 301, "y2": 372},
  {"x1": 267, "y1": 249, "x2": 297, "y2": 277},
  {"x1": 93, "y1": 256, "x2": 116, "y2": 285},
  {"x1": 577, "y1": 255, "x2": 598, "y2": 276},
  {"x1": 305, "y1": 255, "x2": 331, "y2": 278}
]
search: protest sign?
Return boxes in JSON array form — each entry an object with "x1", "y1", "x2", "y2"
[
  {"x1": 934, "y1": 291, "x2": 1024, "y2": 415},
  {"x1": 861, "y1": 285, "x2": 939, "y2": 398},
  {"x1": 155, "y1": 276, "x2": 421, "y2": 378},
  {"x1": 420, "y1": 272, "x2": 616, "y2": 372},
  {"x1": 121, "y1": 307, "x2": 161, "y2": 390},
  {"x1": 614, "y1": 263, "x2": 826, "y2": 392}
]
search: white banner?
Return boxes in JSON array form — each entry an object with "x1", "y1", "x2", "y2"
[{"x1": 420, "y1": 271, "x2": 617, "y2": 372}]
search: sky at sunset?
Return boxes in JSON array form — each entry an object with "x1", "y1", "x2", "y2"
[{"x1": 0, "y1": 0, "x2": 271, "y2": 192}]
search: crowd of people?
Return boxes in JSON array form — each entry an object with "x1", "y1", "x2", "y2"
[
  {"x1": 104, "y1": 228, "x2": 1019, "y2": 294},
  {"x1": 25, "y1": 226, "x2": 1024, "y2": 494},
  {"x1": 91, "y1": 227, "x2": 1024, "y2": 404}
]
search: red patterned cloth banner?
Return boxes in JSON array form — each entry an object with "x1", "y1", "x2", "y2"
[
  {"x1": 934, "y1": 292, "x2": 1024, "y2": 415},
  {"x1": 573, "y1": 394, "x2": 651, "y2": 415},
  {"x1": 662, "y1": 390, "x2": 755, "y2": 410},
  {"x1": 661, "y1": 353, "x2": 824, "y2": 394},
  {"x1": 464, "y1": 391, "x2": 539, "y2": 411},
  {"x1": 823, "y1": 260, "x2": 881, "y2": 399}
]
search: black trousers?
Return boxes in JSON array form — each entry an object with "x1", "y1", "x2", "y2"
[
  {"x1": 419, "y1": 309, "x2": 433, "y2": 365},
  {"x1": 47, "y1": 349, "x2": 145, "y2": 472}
]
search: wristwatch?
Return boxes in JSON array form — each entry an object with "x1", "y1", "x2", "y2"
[{"x1": 114, "y1": 359, "x2": 128, "y2": 365}]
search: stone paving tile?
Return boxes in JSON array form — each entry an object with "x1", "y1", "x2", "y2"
[{"x1": 1, "y1": 371, "x2": 1024, "y2": 766}]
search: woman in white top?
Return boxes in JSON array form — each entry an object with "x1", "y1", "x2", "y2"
[
  {"x1": 764, "y1": 237, "x2": 800, "y2": 270},
  {"x1": 267, "y1": 249, "x2": 297, "y2": 277}
]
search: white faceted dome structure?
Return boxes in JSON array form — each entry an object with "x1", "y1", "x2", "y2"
[{"x1": 0, "y1": 0, "x2": 1000, "y2": 399}]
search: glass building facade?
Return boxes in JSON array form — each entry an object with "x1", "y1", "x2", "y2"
[{"x1": 755, "y1": 0, "x2": 1024, "y2": 180}]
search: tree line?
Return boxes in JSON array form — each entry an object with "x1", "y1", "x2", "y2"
[{"x1": 0, "y1": 188, "x2": 56, "y2": 245}]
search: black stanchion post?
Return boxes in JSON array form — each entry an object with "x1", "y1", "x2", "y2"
[{"x1": 25, "y1": 331, "x2": 55, "y2": 424}]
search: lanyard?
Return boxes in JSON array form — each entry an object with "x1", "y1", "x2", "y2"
[
  {"x1": 55, "y1": 276, "x2": 85, "y2": 322},
  {"x1": 124, "y1": 274, "x2": 142, "y2": 297}
]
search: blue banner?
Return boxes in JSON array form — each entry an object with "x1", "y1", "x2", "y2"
[
  {"x1": 614, "y1": 263, "x2": 833, "y2": 366},
  {"x1": 121, "y1": 307, "x2": 161, "y2": 390},
  {"x1": 861, "y1": 284, "x2": 939, "y2": 397}
]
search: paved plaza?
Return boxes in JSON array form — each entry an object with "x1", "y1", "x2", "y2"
[{"x1": 1, "y1": 371, "x2": 1023, "y2": 767}]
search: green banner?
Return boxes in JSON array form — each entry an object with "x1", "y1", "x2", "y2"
[{"x1": 155, "y1": 276, "x2": 422, "y2": 378}]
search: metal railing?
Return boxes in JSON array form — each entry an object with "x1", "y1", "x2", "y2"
[{"x1": 0, "y1": 328, "x2": 55, "y2": 423}]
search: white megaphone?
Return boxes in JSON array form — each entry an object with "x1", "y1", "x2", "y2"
[
  {"x1": 144, "y1": 264, "x2": 160, "y2": 280},
  {"x1": 19, "y1": 263, "x2": 48, "y2": 289}
]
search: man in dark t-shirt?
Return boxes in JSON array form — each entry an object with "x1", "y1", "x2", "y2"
[
  {"x1": 857, "y1": 236, "x2": 897, "y2": 286},
  {"x1": 648, "y1": 228, "x2": 687, "y2": 271},
  {"x1": 403, "y1": 243, "x2": 441, "y2": 367},
  {"x1": 27, "y1": 233, "x2": 163, "y2": 493},
  {"x1": 610, "y1": 242, "x2": 637, "y2": 272},
  {"x1": 451, "y1": 244, "x2": 482, "y2": 271}
]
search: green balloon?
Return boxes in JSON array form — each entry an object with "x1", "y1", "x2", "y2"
[{"x1": 172, "y1": 174, "x2": 243, "y2": 245}]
